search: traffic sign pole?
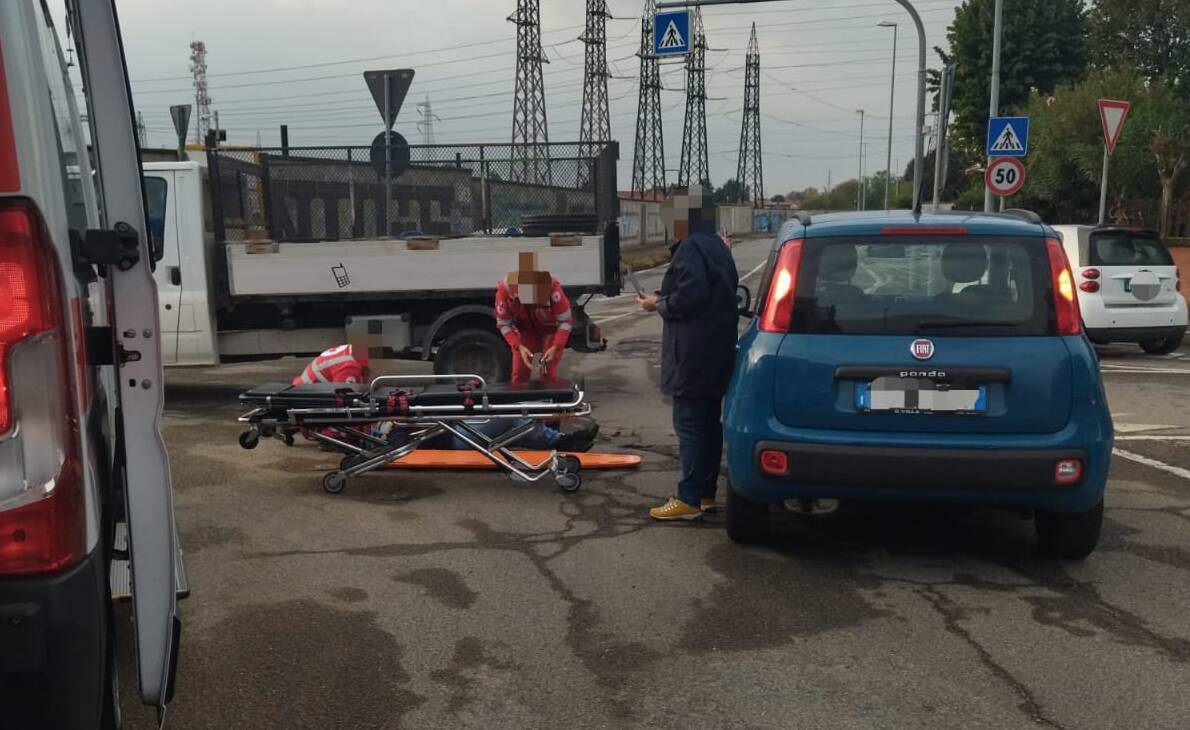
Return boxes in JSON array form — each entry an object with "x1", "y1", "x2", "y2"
[
  {"x1": 384, "y1": 74, "x2": 392, "y2": 238},
  {"x1": 1098, "y1": 146, "x2": 1110, "y2": 225},
  {"x1": 984, "y1": 0, "x2": 1004, "y2": 213},
  {"x1": 1097, "y1": 99, "x2": 1131, "y2": 226}
]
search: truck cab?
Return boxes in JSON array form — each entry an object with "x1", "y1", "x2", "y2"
[
  {"x1": 142, "y1": 161, "x2": 220, "y2": 365},
  {"x1": 0, "y1": 1, "x2": 181, "y2": 725}
]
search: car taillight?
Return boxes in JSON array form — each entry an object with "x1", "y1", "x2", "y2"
[
  {"x1": 759, "y1": 240, "x2": 803, "y2": 333},
  {"x1": 1082, "y1": 268, "x2": 1100, "y2": 280},
  {"x1": 0, "y1": 199, "x2": 85, "y2": 576},
  {"x1": 1080, "y1": 281, "x2": 1100, "y2": 293},
  {"x1": 760, "y1": 449, "x2": 789, "y2": 476},
  {"x1": 1046, "y1": 238, "x2": 1082, "y2": 336},
  {"x1": 0, "y1": 41, "x2": 20, "y2": 194},
  {"x1": 1054, "y1": 459, "x2": 1083, "y2": 485}
]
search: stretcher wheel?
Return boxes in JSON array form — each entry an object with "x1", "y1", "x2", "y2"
[
  {"x1": 282, "y1": 433, "x2": 296, "y2": 447},
  {"x1": 556, "y1": 471, "x2": 582, "y2": 493},
  {"x1": 322, "y1": 472, "x2": 347, "y2": 495},
  {"x1": 556, "y1": 455, "x2": 582, "y2": 493},
  {"x1": 239, "y1": 431, "x2": 260, "y2": 450}
]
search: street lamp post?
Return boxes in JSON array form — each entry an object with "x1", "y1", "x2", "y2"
[
  {"x1": 656, "y1": 0, "x2": 929, "y2": 214},
  {"x1": 856, "y1": 109, "x2": 865, "y2": 211},
  {"x1": 878, "y1": 20, "x2": 897, "y2": 210}
]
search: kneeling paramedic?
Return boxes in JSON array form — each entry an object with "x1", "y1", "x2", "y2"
[
  {"x1": 638, "y1": 187, "x2": 739, "y2": 521},
  {"x1": 495, "y1": 252, "x2": 574, "y2": 383},
  {"x1": 294, "y1": 343, "x2": 369, "y2": 385}
]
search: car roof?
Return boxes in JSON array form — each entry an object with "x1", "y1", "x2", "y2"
[{"x1": 778, "y1": 210, "x2": 1052, "y2": 241}]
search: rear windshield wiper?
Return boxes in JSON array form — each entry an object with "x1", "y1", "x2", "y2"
[{"x1": 914, "y1": 320, "x2": 1022, "y2": 332}]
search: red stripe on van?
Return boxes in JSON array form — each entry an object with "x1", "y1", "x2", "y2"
[{"x1": 0, "y1": 42, "x2": 19, "y2": 192}]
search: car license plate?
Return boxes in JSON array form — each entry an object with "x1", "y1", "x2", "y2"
[{"x1": 855, "y1": 378, "x2": 987, "y2": 415}]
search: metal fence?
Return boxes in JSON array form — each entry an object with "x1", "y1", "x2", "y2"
[{"x1": 205, "y1": 141, "x2": 619, "y2": 243}]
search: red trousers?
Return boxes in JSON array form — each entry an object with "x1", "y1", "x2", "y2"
[{"x1": 511, "y1": 329, "x2": 563, "y2": 383}]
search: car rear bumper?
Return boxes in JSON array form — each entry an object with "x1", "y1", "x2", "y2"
[
  {"x1": 1085, "y1": 324, "x2": 1185, "y2": 344},
  {"x1": 1079, "y1": 295, "x2": 1188, "y2": 337},
  {"x1": 0, "y1": 547, "x2": 107, "y2": 728},
  {"x1": 754, "y1": 441, "x2": 1086, "y2": 492},
  {"x1": 726, "y1": 417, "x2": 1113, "y2": 513}
]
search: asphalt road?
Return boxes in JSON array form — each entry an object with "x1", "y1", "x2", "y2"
[{"x1": 121, "y1": 235, "x2": 1190, "y2": 729}]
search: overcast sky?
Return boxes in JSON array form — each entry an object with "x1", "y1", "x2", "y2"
[{"x1": 61, "y1": 0, "x2": 962, "y2": 195}]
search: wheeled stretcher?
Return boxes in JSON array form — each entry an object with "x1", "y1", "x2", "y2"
[{"x1": 237, "y1": 375, "x2": 591, "y2": 494}]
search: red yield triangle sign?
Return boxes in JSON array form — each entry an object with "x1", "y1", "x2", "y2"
[{"x1": 1098, "y1": 99, "x2": 1131, "y2": 154}]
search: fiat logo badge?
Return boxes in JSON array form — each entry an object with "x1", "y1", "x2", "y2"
[{"x1": 910, "y1": 339, "x2": 935, "y2": 361}]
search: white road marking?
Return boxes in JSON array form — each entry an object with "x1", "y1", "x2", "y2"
[
  {"x1": 1115, "y1": 435, "x2": 1190, "y2": 441},
  {"x1": 1113, "y1": 423, "x2": 1181, "y2": 434},
  {"x1": 1114, "y1": 448, "x2": 1190, "y2": 481},
  {"x1": 1101, "y1": 367, "x2": 1190, "y2": 375}
]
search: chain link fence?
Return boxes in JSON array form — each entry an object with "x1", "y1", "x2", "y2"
[{"x1": 206, "y1": 141, "x2": 619, "y2": 243}]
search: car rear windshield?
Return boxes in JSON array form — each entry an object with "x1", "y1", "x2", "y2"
[
  {"x1": 789, "y1": 236, "x2": 1054, "y2": 336},
  {"x1": 1088, "y1": 231, "x2": 1173, "y2": 266}
]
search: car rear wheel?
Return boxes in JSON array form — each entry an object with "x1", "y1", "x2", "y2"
[
  {"x1": 1140, "y1": 333, "x2": 1184, "y2": 355},
  {"x1": 1035, "y1": 499, "x2": 1103, "y2": 560},
  {"x1": 726, "y1": 479, "x2": 770, "y2": 543}
]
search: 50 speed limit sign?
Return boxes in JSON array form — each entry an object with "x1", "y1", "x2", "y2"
[{"x1": 985, "y1": 157, "x2": 1026, "y2": 197}]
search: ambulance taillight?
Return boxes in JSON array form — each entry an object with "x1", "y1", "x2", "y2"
[{"x1": 0, "y1": 199, "x2": 85, "y2": 576}]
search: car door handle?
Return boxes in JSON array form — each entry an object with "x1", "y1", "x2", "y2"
[{"x1": 169, "y1": 266, "x2": 181, "y2": 286}]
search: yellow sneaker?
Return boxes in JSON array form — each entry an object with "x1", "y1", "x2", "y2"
[
  {"x1": 649, "y1": 497, "x2": 703, "y2": 521},
  {"x1": 700, "y1": 498, "x2": 718, "y2": 514}
]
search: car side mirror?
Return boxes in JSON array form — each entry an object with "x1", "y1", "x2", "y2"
[{"x1": 736, "y1": 284, "x2": 753, "y2": 318}]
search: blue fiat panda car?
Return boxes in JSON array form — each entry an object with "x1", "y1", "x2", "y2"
[{"x1": 723, "y1": 211, "x2": 1114, "y2": 559}]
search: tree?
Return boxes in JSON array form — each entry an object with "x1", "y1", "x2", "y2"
[
  {"x1": 938, "y1": 0, "x2": 1089, "y2": 157},
  {"x1": 770, "y1": 194, "x2": 786, "y2": 204},
  {"x1": 904, "y1": 147, "x2": 977, "y2": 204},
  {"x1": 1013, "y1": 67, "x2": 1190, "y2": 234},
  {"x1": 712, "y1": 178, "x2": 750, "y2": 205},
  {"x1": 1088, "y1": 0, "x2": 1190, "y2": 91}
]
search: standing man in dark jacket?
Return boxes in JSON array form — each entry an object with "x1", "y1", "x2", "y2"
[{"x1": 638, "y1": 189, "x2": 740, "y2": 520}]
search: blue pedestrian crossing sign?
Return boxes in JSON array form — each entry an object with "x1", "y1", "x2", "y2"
[
  {"x1": 986, "y1": 116, "x2": 1030, "y2": 158},
  {"x1": 653, "y1": 9, "x2": 692, "y2": 57}
]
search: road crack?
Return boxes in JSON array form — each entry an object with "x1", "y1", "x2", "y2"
[{"x1": 916, "y1": 585, "x2": 1067, "y2": 729}]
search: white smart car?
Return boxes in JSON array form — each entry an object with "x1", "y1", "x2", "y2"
[{"x1": 1052, "y1": 225, "x2": 1187, "y2": 355}]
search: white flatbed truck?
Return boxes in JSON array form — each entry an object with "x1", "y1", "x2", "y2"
[{"x1": 145, "y1": 152, "x2": 620, "y2": 379}]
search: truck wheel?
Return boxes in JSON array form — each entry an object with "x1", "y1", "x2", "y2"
[
  {"x1": 1140, "y1": 333, "x2": 1183, "y2": 355},
  {"x1": 435, "y1": 328, "x2": 511, "y2": 382},
  {"x1": 1035, "y1": 499, "x2": 1103, "y2": 560},
  {"x1": 726, "y1": 479, "x2": 770, "y2": 544}
]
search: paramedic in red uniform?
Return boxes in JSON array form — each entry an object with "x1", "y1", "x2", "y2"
[
  {"x1": 293, "y1": 344, "x2": 370, "y2": 386},
  {"x1": 495, "y1": 277, "x2": 574, "y2": 383}
]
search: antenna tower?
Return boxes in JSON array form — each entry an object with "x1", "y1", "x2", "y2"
[
  {"x1": 631, "y1": 0, "x2": 665, "y2": 196},
  {"x1": 736, "y1": 24, "x2": 763, "y2": 206},
  {"x1": 579, "y1": 0, "x2": 612, "y2": 184},
  {"x1": 678, "y1": 9, "x2": 709, "y2": 190},
  {"x1": 189, "y1": 41, "x2": 211, "y2": 145},
  {"x1": 509, "y1": 0, "x2": 551, "y2": 185}
]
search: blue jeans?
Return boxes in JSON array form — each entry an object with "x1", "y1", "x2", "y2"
[{"x1": 673, "y1": 397, "x2": 724, "y2": 507}]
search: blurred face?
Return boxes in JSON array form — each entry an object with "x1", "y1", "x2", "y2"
[{"x1": 661, "y1": 186, "x2": 716, "y2": 237}]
